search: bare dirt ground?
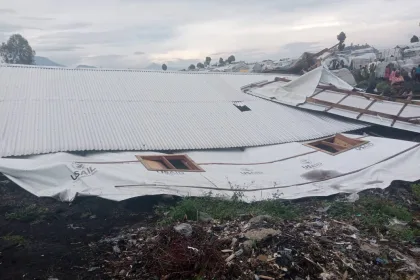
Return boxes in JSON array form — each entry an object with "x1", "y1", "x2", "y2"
[{"x1": 0, "y1": 175, "x2": 164, "y2": 280}]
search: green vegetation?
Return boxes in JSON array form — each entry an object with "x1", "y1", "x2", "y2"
[
  {"x1": 5, "y1": 204, "x2": 50, "y2": 222},
  {"x1": 412, "y1": 184, "x2": 420, "y2": 201},
  {"x1": 1, "y1": 235, "x2": 26, "y2": 246},
  {"x1": 157, "y1": 195, "x2": 299, "y2": 224},
  {"x1": 158, "y1": 184, "x2": 420, "y2": 241},
  {"x1": 328, "y1": 192, "x2": 419, "y2": 242},
  {"x1": 0, "y1": 34, "x2": 36, "y2": 65}
]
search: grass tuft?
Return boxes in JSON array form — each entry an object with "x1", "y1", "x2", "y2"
[
  {"x1": 1, "y1": 235, "x2": 26, "y2": 245},
  {"x1": 5, "y1": 204, "x2": 50, "y2": 222},
  {"x1": 157, "y1": 196, "x2": 299, "y2": 224}
]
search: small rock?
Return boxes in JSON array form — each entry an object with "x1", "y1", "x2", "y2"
[
  {"x1": 257, "y1": 255, "x2": 268, "y2": 262},
  {"x1": 88, "y1": 267, "x2": 100, "y2": 272},
  {"x1": 231, "y1": 237, "x2": 238, "y2": 248},
  {"x1": 198, "y1": 212, "x2": 213, "y2": 222},
  {"x1": 346, "y1": 245, "x2": 352, "y2": 250},
  {"x1": 249, "y1": 215, "x2": 274, "y2": 224},
  {"x1": 112, "y1": 245, "x2": 121, "y2": 254},
  {"x1": 235, "y1": 249, "x2": 244, "y2": 257},
  {"x1": 387, "y1": 218, "x2": 408, "y2": 231},
  {"x1": 212, "y1": 225, "x2": 225, "y2": 232},
  {"x1": 244, "y1": 228, "x2": 280, "y2": 241},
  {"x1": 275, "y1": 250, "x2": 293, "y2": 266},
  {"x1": 119, "y1": 269, "x2": 126, "y2": 276},
  {"x1": 173, "y1": 223, "x2": 193, "y2": 237},
  {"x1": 243, "y1": 240, "x2": 254, "y2": 255},
  {"x1": 409, "y1": 247, "x2": 420, "y2": 256},
  {"x1": 346, "y1": 193, "x2": 359, "y2": 202},
  {"x1": 342, "y1": 224, "x2": 359, "y2": 233},
  {"x1": 309, "y1": 221, "x2": 324, "y2": 228},
  {"x1": 360, "y1": 242, "x2": 380, "y2": 255}
]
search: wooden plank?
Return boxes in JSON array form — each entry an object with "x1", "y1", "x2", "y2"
[
  {"x1": 273, "y1": 76, "x2": 420, "y2": 106},
  {"x1": 391, "y1": 103, "x2": 408, "y2": 127},
  {"x1": 307, "y1": 97, "x2": 420, "y2": 125},
  {"x1": 356, "y1": 99, "x2": 377, "y2": 119},
  {"x1": 335, "y1": 134, "x2": 366, "y2": 146},
  {"x1": 161, "y1": 157, "x2": 176, "y2": 169},
  {"x1": 325, "y1": 94, "x2": 349, "y2": 112},
  {"x1": 311, "y1": 88, "x2": 326, "y2": 98},
  {"x1": 320, "y1": 141, "x2": 347, "y2": 151}
]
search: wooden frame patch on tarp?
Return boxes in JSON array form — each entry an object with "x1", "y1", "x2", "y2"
[
  {"x1": 136, "y1": 154, "x2": 204, "y2": 172},
  {"x1": 305, "y1": 134, "x2": 368, "y2": 155}
]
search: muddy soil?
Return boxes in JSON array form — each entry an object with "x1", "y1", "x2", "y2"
[{"x1": 0, "y1": 176, "x2": 173, "y2": 280}]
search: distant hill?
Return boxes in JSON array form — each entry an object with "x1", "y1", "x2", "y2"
[
  {"x1": 34, "y1": 56, "x2": 65, "y2": 67},
  {"x1": 76, "y1": 65, "x2": 96, "y2": 69}
]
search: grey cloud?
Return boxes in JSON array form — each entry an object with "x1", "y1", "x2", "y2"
[
  {"x1": 38, "y1": 25, "x2": 173, "y2": 47},
  {"x1": 52, "y1": 22, "x2": 92, "y2": 30},
  {"x1": 88, "y1": 54, "x2": 125, "y2": 59},
  {"x1": 282, "y1": 41, "x2": 321, "y2": 51},
  {"x1": 134, "y1": 51, "x2": 145, "y2": 55},
  {"x1": 21, "y1": 16, "x2": 55, "y2": 21},
  {"x1": 0, "y1": 22, "x2": 44, "y2": 32},
  {"x1": 35, "y1": 45, "x2": 84, "y2": 52},
  {"x1": 137, "y1": 26, "x2": 174, "y2": 42},
  {"x1": 0, "y1": 22, "x2": 23, "y2": 33},
  {"x1": 211, "y1": 51, "x2": 229, "y2": 56},
  {"x1": 80, "y1": 54, "x2": 145, "y2": 69},
  {"x1": 0, "y1": 9, "x2": 16, "y2": 14}
]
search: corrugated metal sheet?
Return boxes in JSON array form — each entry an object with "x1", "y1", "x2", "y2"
[{"x1": 0, "y1": 64, "x2": 367, "y2": 157}]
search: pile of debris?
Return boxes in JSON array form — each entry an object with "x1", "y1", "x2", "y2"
[{"x1": 99, "y1": 213, "x2": 419, "y2": 279}]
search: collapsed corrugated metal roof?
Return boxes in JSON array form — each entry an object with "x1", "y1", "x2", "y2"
[
  {"x1": 0, "y1": 64, "x2": 367, "y2": 157},
  {"x1": 246, "y1": 66, "x2": 420, "y2": 133}
]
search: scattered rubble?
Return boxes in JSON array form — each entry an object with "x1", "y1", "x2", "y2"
[
  {"x1": 1, "y1": 178, "x2": 419, "y2": 279},
  {"x1": 101, "y1": 211, "x2": 420, "y2": 279},
  {"x1": 173, "y1": 223, "x2": 193, "y2": 237}
]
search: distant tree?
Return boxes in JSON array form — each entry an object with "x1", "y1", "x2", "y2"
[
  {"x1": 337, "y1": 32, "x2": 346, "y2": 51},
  {"x1": 205, "y1": 57, "x2": 211, "y2": 65},
  {"x1": 411, "y1": 35, "x2": 419, "y2": 43},
  {"x1": 0, "y1": 34, "x2": 36, "y2": 64},
  {"x1": 197, "y1": 62, "x2": 204, "y2": 69},
  {"x1": 162, "y1": 63, "x2": 167, "y2": 71},
  {"x1": 227, "y1": 55, "x2": 236, "y2": 64},
  {"x1": 218, "y1": 57, "x2": 225, "y2": 66},
  {"x1": 188, "y1": 64, "x2": 196, "y2": 70}
]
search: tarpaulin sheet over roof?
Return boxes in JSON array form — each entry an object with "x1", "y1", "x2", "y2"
[
  {"x1": 0, "y1": 135, "x2": 419, "y2": 202},
  {"x1": 0, "y1": 64, "x2": 366, "y2": 157},
  {"x1": 246, "y1": 66, "x2": 420, "y2": 133}
]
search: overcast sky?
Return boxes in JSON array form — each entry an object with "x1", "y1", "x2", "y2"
[{"x1": 0, "y1": 0, "x2": 419, "y2": 69}]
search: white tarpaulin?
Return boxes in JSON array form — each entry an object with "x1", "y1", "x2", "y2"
[
  {"x1": 248, "y1": 66, "x2": 353, "y2": 106},
  {"x1": 0, "y1": 135, "x2": 419, "y2": 202}
]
